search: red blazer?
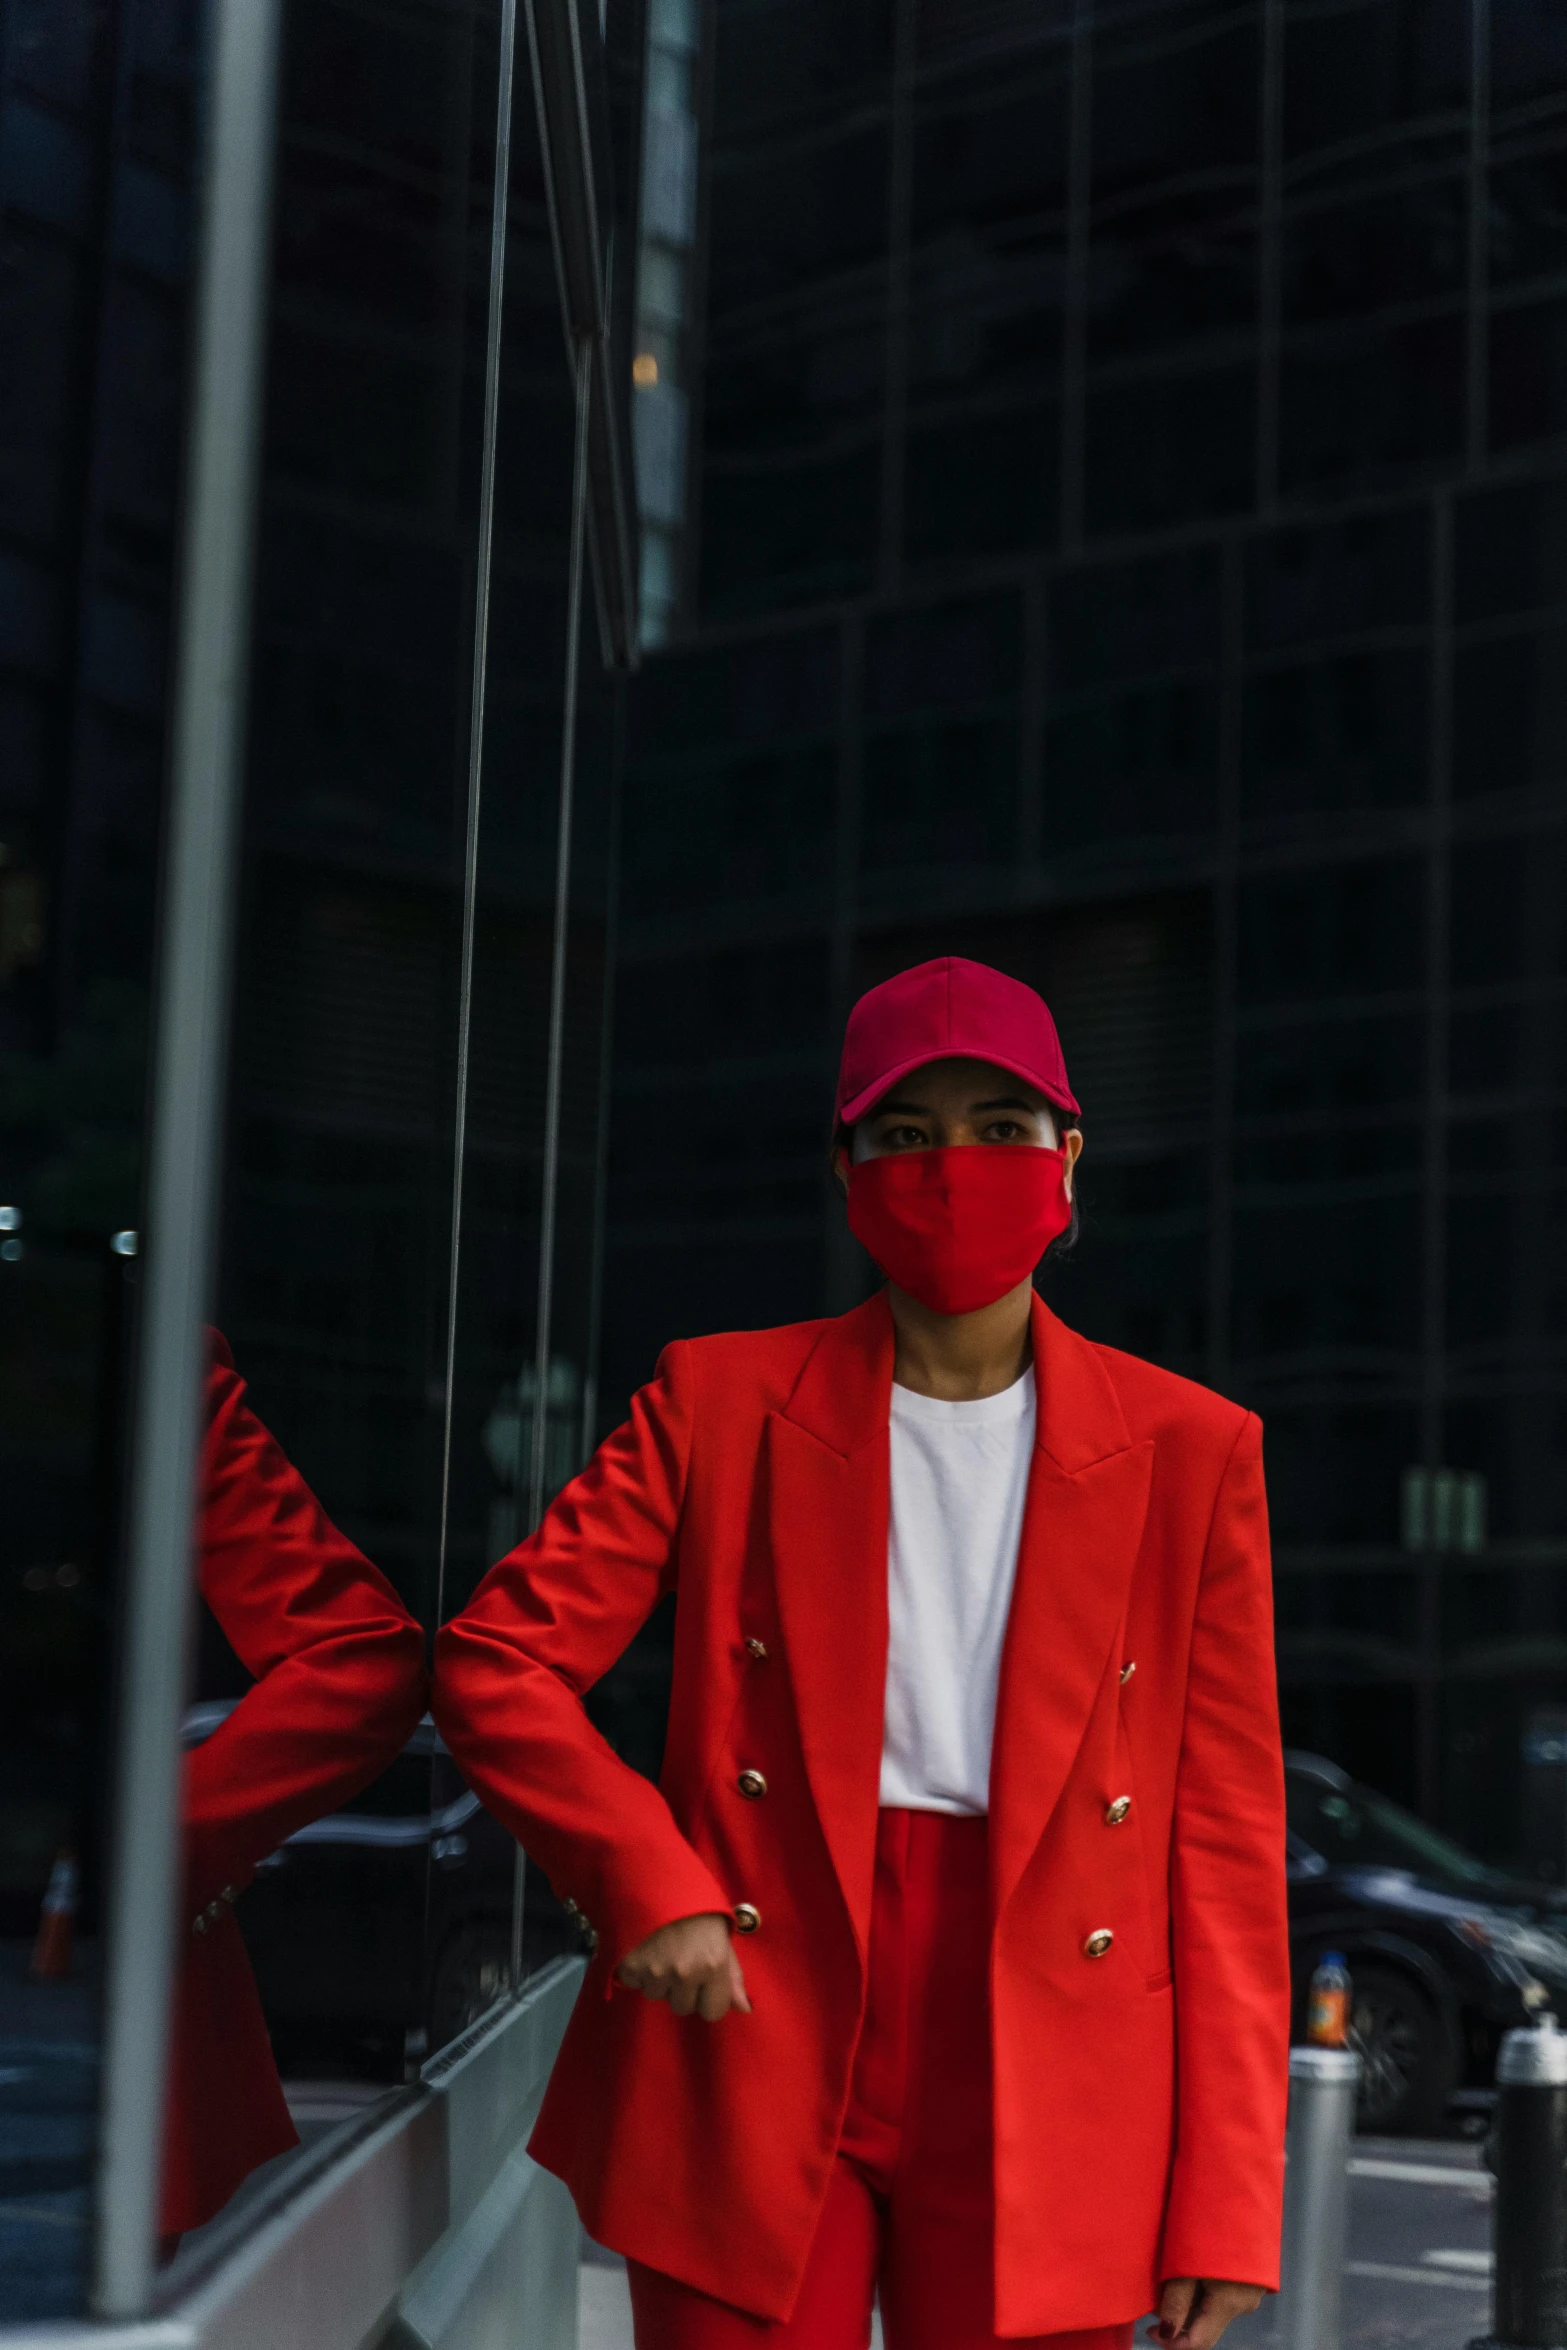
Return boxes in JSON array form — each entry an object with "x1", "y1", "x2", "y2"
[
  {"x1": 161, "y1": 1334, "x2": 427, "y2": 2234},
  {"x1": 432, "y1": 1294, "x2": 1289, "y2": 2335}
]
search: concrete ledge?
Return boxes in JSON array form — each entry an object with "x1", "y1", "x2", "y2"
[{"x1": 0, "y1": 1961, "x2": 585, "y2": 2350}]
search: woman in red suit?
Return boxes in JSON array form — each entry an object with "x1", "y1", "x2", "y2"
[
  {"x1": 162, "y1": 1333, "x2": 427, "y2": 2235},
  {"x1": 432, "y1": 957, "x2": 1290, "y2": 2350}
]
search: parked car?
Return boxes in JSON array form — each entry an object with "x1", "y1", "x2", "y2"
[
  {"x1": 1287, "y1": 1749, "x2": 1567, "y2": 2132},
  {"x1": 181, "y1": 1705, "x2": 582, "y2": 2077}
]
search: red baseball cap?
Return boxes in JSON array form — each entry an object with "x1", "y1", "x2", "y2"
[{"x1": 835, "y1": 957, "x2": 1080, "y2": 1128}]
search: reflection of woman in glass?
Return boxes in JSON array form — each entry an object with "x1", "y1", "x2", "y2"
[
  {"x1": 434, "y1": 960, "x2": 1290, "y2": 2350},
  {"x1": 162, "y1": 1332, "x2": 426, "y2": 2238}
]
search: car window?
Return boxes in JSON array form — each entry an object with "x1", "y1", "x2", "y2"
[{"x1": 1286, "y1": 1774, "x2": 1502, "y2": 1892}]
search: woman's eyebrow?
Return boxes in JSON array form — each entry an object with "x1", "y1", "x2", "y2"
[{"x1": 971, "y1": 1095, "x2": 1041, "y2": 1113}]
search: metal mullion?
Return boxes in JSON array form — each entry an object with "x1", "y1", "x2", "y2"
[
  {"x1": 92, "y1": 0, "x2": 284, "y2": 2315},
  {"x1": 513, "y1": 333, "x2": 593, "y2": 1989},
  {"x1": 1418, "y1": 491, "x2": 1456, "y2": 1822},
  {"x1": 1060, "y1": 0, "x2": 1093, "y2": 555},
  {"x1": 527, "y1": 336, "x2": 594, "y2": 1542},
  {"x1": 824, "y1": 608, "x2": 866, "y2": 1314},
  {"x1": 878, "y1": 0, "x2": 916, "y2": 595},
  {"x1": 1206, "y1": 533, "x2": 1245, "y2": 1399},
  {"x1": 433, "y1": 0, "x2": 520, "y2": 1646},
  {"x1": 1466, "y1": 0, "x2": 1492, "y2": 472},
  {"x1": 1020, "y1": 569, "x2": 1047, "y2": 876},
  {"x1": 1257, "y1": 0, "x2": 1284, "y2": 512}
]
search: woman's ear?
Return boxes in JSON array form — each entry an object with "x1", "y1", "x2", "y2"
[{"x1": 1062, "y1": 1127, "x2": 1083, "y2": 1198}]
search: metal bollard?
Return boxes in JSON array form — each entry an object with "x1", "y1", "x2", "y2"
[
  {"x1": 1277, "y1": 2046, "x2": 1360, "y2": 2350},
  {"x1": 1469, "y1": 2013, "x2": 1567, "y2": 2350}
]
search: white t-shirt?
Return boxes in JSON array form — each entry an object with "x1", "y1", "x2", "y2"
[{"x1": 879, "y1": 1368, "x2": 1037, "y2": 1816}]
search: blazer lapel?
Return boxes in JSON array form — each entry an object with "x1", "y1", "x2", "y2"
[
  {"x1": 990, "y1": 1295, "x2": 1154, "y2": 1923},
  {"x1": 767, "y1": 1294, "x2": 893, "y2": 1965}
]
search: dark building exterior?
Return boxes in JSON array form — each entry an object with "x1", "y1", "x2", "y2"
[{"x1": 606, "y1": 0, "x2": 1567, "y2": 1865}]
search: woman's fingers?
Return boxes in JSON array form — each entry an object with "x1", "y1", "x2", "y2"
[
  {"x1": 696, "y1": 1972, "x2": 732, "y2": 2021},
  {"x1": 613, "y1": 1913, "x2": 750, "y2": 2021},
  {"x1": 1154, "y1": 2279, "x2": 1197, "y2": 2341}
]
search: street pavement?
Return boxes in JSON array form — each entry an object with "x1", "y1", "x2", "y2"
[{"x1": 579, "y1": 2134, "x2": 1497, "y2": 2350}]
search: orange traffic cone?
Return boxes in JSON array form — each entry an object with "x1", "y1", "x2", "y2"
[{"x1": 30, "y1": 1848, "x2": 78, "y2": 1980}]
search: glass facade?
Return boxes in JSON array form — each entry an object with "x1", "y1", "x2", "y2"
[
  {"x1": 1, "y1": 0, "x2": 639, "y2": 2320},
  {"x1": 608, "y1": 0, "x2": 1567, "y2": 1869}
]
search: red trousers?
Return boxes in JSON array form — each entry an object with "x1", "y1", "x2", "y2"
[{"x1": 628, "y1": 1809, "x2": 1141, "y2": 2350}]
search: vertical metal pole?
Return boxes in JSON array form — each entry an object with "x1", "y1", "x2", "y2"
[
  {"x1": 433, "y1": 0, "x2": 520, "y2": 1642},
  {"x1": 1481, "y1": 2017, "x2": 1567, "y2": 2350},
  {"x1": 91, "y1": 0, "x2": 283, "y2": 2315},
  {"x1": 1278, "y1": 2047, "x2": 1360, "y2": 2350}
]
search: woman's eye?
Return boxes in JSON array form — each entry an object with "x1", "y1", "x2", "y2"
[{"x1": 985, "y1": 1121, "x2": 1023, "y2": 1141}]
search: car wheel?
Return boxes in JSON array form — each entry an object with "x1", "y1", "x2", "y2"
[
  {"x1": 1348, "y1": 1963, "x2": 1456, "y2": 2134},
  {"x1": 428, "y1": 1925, "x2": 512, "y2": 2052}
]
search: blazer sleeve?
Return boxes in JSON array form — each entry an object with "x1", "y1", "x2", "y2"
[
  {"x1": 182, "y1": 1333, "x2": 429, "y2": 1915},
  {"x1": 1158, "y1": 1411, "x2": 1291, "y2": 2291},
  {"x1": 431, "y1": 1339, "x2": 732, "y2": 1972}
]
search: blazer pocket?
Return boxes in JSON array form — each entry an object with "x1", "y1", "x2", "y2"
[{"x1": 1145, "y1": 1964, "x2": 1174, "y2": 1994}]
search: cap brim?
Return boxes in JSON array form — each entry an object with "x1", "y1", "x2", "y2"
[{"x1": 838, "y1": 1050, "x2": 1080, "y2": 1128}]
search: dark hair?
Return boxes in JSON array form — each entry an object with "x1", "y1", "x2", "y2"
[{"x1": 1043, "y1": 1110, "x2": 1082, "y2": 1262}]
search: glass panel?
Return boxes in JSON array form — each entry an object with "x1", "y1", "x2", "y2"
[
  {"x1": 1282, "y1": 0, "x2": 1469, "y2": 158},
  {"x1": 0, "y1": 0, "x2": 202, "y2": 2318},
  {"x1": 160, "y1": 0, "x2": 511, "y2": 2264},
  {"x1": 1258, "y1": 1403, "x2": 1422, "y2": 1545},
  {"x1": 1279, "y1": 312, "x2": 1466, "y2": 492},
  {"x1": 134, "y1": 0, "x2": 636, "y2": 2277},
  {"x1": 861, "y1": 593, "x2": 1023, "y2": 897},
  {"x1": 1240, "y1": 646, "x2": 1430, "y2": 822}
]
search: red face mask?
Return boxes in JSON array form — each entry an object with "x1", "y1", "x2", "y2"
[{"x1": 846, "y1": 1144, "x2": 1073, "y2": 1315}]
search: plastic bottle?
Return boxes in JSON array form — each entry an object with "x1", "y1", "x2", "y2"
[{"x1": 1305, "y1": 1948, "x2": 1352, "y2": 2048}]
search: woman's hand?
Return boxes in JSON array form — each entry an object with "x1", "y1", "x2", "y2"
[
  {"x1": 615, "y1": 1913, "x2": 752, "y2": 2020},
  {"x1": 1151, "y1": 2279, "x2": 1265, "y2": 2350}
]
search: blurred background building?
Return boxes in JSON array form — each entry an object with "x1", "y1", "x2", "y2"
[{"x1": 605, "y1": 0, "x2": 1567, "y2": 1864}]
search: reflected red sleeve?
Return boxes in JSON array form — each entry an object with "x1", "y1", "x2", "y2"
[{"x1": 182, "y1": 1332, "x2": 428, "y2": 1913}]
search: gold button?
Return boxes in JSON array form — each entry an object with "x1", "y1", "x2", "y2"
[
  {"x1": 733, "y1": 1903, "x2": 761, "y2": 1934},
  {"x1": 745, "y1": 1637, "x2": 768, "y2": 1660},
  {"x1": 1119, "y1": 1660, "x2": 1136, "y2": 1685},
  {"x1": 1083, "y1": 1927, "x2": 1114, "y2": 1959},
  {"x1": 1104, "y1": 1795, "x2": 1131, "y2": 1826},
  {"x1": 737, "y1": 1769, "x2": 767, "y2": 1800}
]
